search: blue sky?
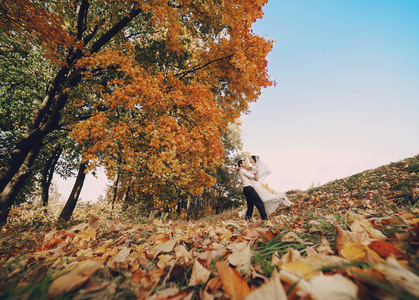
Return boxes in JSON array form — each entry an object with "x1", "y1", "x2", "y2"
[
  {"x1": 241, "y1": 0, "x2": 419, "y2": 192},
  {"x1": 56, "y1": 0, "x2": 419, "y2": 201}
]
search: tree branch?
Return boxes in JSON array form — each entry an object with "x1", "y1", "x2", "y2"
[
  {"x1": 90, "y1": 6, "x2": 143, "y2": 54},
  {"x1": 76, "y1": 0, "x2": 89, "y2": 41},
  {"x1": 175, "y1": 54, "x2": 234, "y2": 80}
]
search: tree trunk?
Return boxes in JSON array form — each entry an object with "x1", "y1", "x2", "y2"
[
  {"x1": 0, "y1": 87, "x2": 70, "y2": 225},
  {"x1": 121, "y1": 185, "x2": 131, "y2": 203},
  {"x1": 58, "y1": 161, "x2": 87, "y2": 222},
  {"x1": 41, "y1": 146, "x2": 62, "y2": 207},
  {"x1": 0, "y1": 140, "x2": 43, "y2": 225},
  {"x1": 111, "y1": 170, "x2": 120, "y2": 210},
  {"x1": 0, "y1": 6, "x2": 143, "y2": 225}
]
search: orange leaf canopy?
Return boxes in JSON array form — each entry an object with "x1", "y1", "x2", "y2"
[
  {"x1": 2, "y1": 0, "x2": 274, "y2": 197},
  {"x1": 67, "y1": 0, "x2": 274, "y2": 195}
]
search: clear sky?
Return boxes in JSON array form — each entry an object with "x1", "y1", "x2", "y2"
[
  {"x1": 241, "y1": 0, "x2": 419, "y2": 192},
  {"x1": 56, "y1": 0, "x2": 419, "y2": 201}
]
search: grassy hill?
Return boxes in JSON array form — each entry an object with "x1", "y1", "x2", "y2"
[{"x1": 285, "y1": 154, "x2": 419, "y2": 215}]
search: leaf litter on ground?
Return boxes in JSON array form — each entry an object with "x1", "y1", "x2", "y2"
[{"x1": 1, "y1": 155, "x2": 419, "y2": 299}]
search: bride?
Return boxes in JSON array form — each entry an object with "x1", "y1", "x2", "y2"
[{"x1": 234, "y1": 155, "x2": 292, "y2": 216}]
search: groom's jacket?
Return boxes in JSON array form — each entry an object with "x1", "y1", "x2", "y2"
[{"x1": 238, "y1": 169, "x2": 256, "y2": 188}]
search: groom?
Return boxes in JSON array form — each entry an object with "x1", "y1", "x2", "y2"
[{"x1": 237, "y1": 159, "x2": 268, "y2": 221}]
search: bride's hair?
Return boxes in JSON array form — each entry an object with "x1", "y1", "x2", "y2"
[{"x1": 251, "y1": 155, "x2": 257, "y2": 163}]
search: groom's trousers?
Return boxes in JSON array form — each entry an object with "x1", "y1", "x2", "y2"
[{"x1": 243, "y1": 186, "x2": 268, "y2": 220}]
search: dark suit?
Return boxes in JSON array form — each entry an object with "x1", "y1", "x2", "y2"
[{"x1": 239, "y1": 169, "x2": 268, "y2": 220}]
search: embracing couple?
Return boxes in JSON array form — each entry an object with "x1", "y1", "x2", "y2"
[{"x1": 233, "y1": 155, "x2": 292, "y2": 221}]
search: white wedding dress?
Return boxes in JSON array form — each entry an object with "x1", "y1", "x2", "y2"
[{"x1": 239, "y1": 157, "x2": 292, "y2": 217}]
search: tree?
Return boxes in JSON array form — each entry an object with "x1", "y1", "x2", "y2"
[
  {"x1": 58, "y1": 160, "x2": 87, "y2": 221},
  {"x1": 193, "y1": 120, "x2": 245, "y2": 216},
  {"x1": 0, "y1": 0, "x2": 273, "y2": 224},
  {"x1": 40, "y1": 145, "x2": 62, "y2": 207},
  {"x1": 0, "y1": 30, "x2": 59, "y2": 207}
]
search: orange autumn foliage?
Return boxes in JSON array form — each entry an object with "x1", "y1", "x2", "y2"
[
  {"x1": 0, "y1": 0, "x2": 77, "y2": 64},
  {"x1": 65, "y1": 1, "x2": 274, "y2": 197},
  {"x1": 1, "y1": 0, "x2": 273, "y2": 212}
]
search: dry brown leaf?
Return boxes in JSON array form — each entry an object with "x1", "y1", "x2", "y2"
[
  {"x1": 92, "y1": 239, "x2": 114, "y2": 255},
  {"x1": 400, "y1": 212, "x2": 415, "y2": 221},
  {"x1": 340, "y1": 243, "x2": 384, "y2": 263},
  {"x1": 204, "y1": 276, "x2": 223, "y2": 293},
  {"x1": 281, "y1": 231, "x2": 305, "y2": 244},
  {"x1": 253, "y1": 227, "x2": 269, "y2": 236},
  {"x1": 245, "y1": 269, "x2": 287, "y2": 300},
  {"x1": 75, "y1": 229, "x2": 97, "y2": 242},
  {"x1": 113, "y1": 246, "x2": 131, "y2": 263},
  {"x1": 277, "y1": 248, "x2": 302, "y2": 265},
  {"x1": 196, "y1": 243, "x2": 228, "y2": 265},
  {"x1": 305, "y1": 274, "x2": 359, "y2": 300},
  {"x1": 226, "y1": 242, "x2": 248, "y2": 252},
  {"x1": 215, "y1": 260, "x2": 251, "y2": 300},
  {"x1": 76, "y1": 280, "x2": 117, "y2": 298},
  {"x1": 48, "y1": 260, "x2": 102, "y2": 298},
  {"x1": 189, "y1": 259, "x2": 211, "y2": 286},
  {"x1": 199, "y1": 290, "x2": 216, "y2": 300},
  {"x1": 271, "y1": 252, "x2": 281, "y2": 266},
  {"x1": 350, "y1": 218, "x2": 387, "y2": 240},
  {"x1": 334, "y1": 225, "x2": 370, "y2": 254},
  {"x1": 316, "y1": 235, "x2": 334, "y2": 255},
  {"x1": 149, "y1": 289, "x2": 190, "y2": 300},
  {"x1": 157, "y1": 254, "x2": 175, "y2": 269},
  {"x1": 227, "y1": 244, "x2": 251, "y2": 273},
  {"x1": 147, "y1": 238, "x2": 178, "y2": 259},
  {"x1": 302, "y1": 253, "x2": 349, "y2": 271},
  {"x1": 68, "y1": 223, "x2": 90, "y2": 232},
  {"x1": 107, "y1": 246, "x2": 131, "y2": 269},
  {"x1": 101, "y1": 247, "x2": 119, "y2": 260},
  {"x1": 278, "y1": 269, "x2": 309, "y2": 293},
  {"x1": 280, "y1": 261, "x2": 319, "y2": 280},
  {"x1": 280, "y1": 270, "x2": 358, "y2": 299},
  {"x1": 368, "y1": 240, "x2": 406, "y2": 259},
  {"x1": 241, "y1": 228, "x2": 260, "y2": 240},
  {"x1": 174, "y1": 244, "x2": 193, "y2": 263},
  {"x1": 374, "y1": 256, "x2": 419, "y2": 297},
  {"x1": 130, "y1": 268, "x2": 165, "y2": 287}
]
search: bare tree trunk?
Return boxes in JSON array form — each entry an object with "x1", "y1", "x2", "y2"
[
  {"x1": 41, "y1": 146, "x2": 62, "y2": 207},
  {"x1": 121, "y1": 185, "x2": 131, "y2": 203},
  {"x1": 0, "y1": 140, "x2": 43, "y2": 225},
  {"x1": 111, "y1": 170, "x2": 120, "y2": 210},
  {"x1": 0, "y1": 85, "x2": 71, "y2": 225},
  {"x1": 58, "y1": 161, "x2": 87, "y2": 222}
]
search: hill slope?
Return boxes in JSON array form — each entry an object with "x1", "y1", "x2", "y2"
[
  {"x1": 285, "y1": 154, "x2": 419, "y2": 215},
  {"x1": 1, "y1": 155, "x2": 419, "y2": 299}
]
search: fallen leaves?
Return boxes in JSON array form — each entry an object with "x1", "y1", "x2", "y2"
[
  {"x1": 48, "y1": 260, "x2": 102, "y2": 298},
  {"x1": 246, "y1": 270, "x2": 287, "y2": 300},
  {"x1": 216, "y1": 260, "x2": 251, "y2": 300},
  {"x1": 303, "y1": 273, "x2": 359, "y2": 300},
  {"x1": 373, "y1": 257, "x2": 419, "y2": 297},
  {"x1": 189, "y1": 259, "x2": 211, "y2": 286},
  {"x1": 147, "y1": 238, "x2": 178, "y2": 259},
  {"x1": 2, "y1": 208, "x2": 419, "y2": 299},
  {"x1": 227, "y1": 243, "x2": 252, "y2": 273},
  {"x1": 2, "y1": 155, "x2": 419, "y2": 299},
  {"x1": 368, "y1": 240, "x2": 406, "y2": 260},
  {"x1": 340, "y1": 243, "x2": 384, "y2": 263}
]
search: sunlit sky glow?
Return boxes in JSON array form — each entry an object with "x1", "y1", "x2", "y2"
[{"x1": 56, "y1": 0, "x2": 419, "y2": 201}]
